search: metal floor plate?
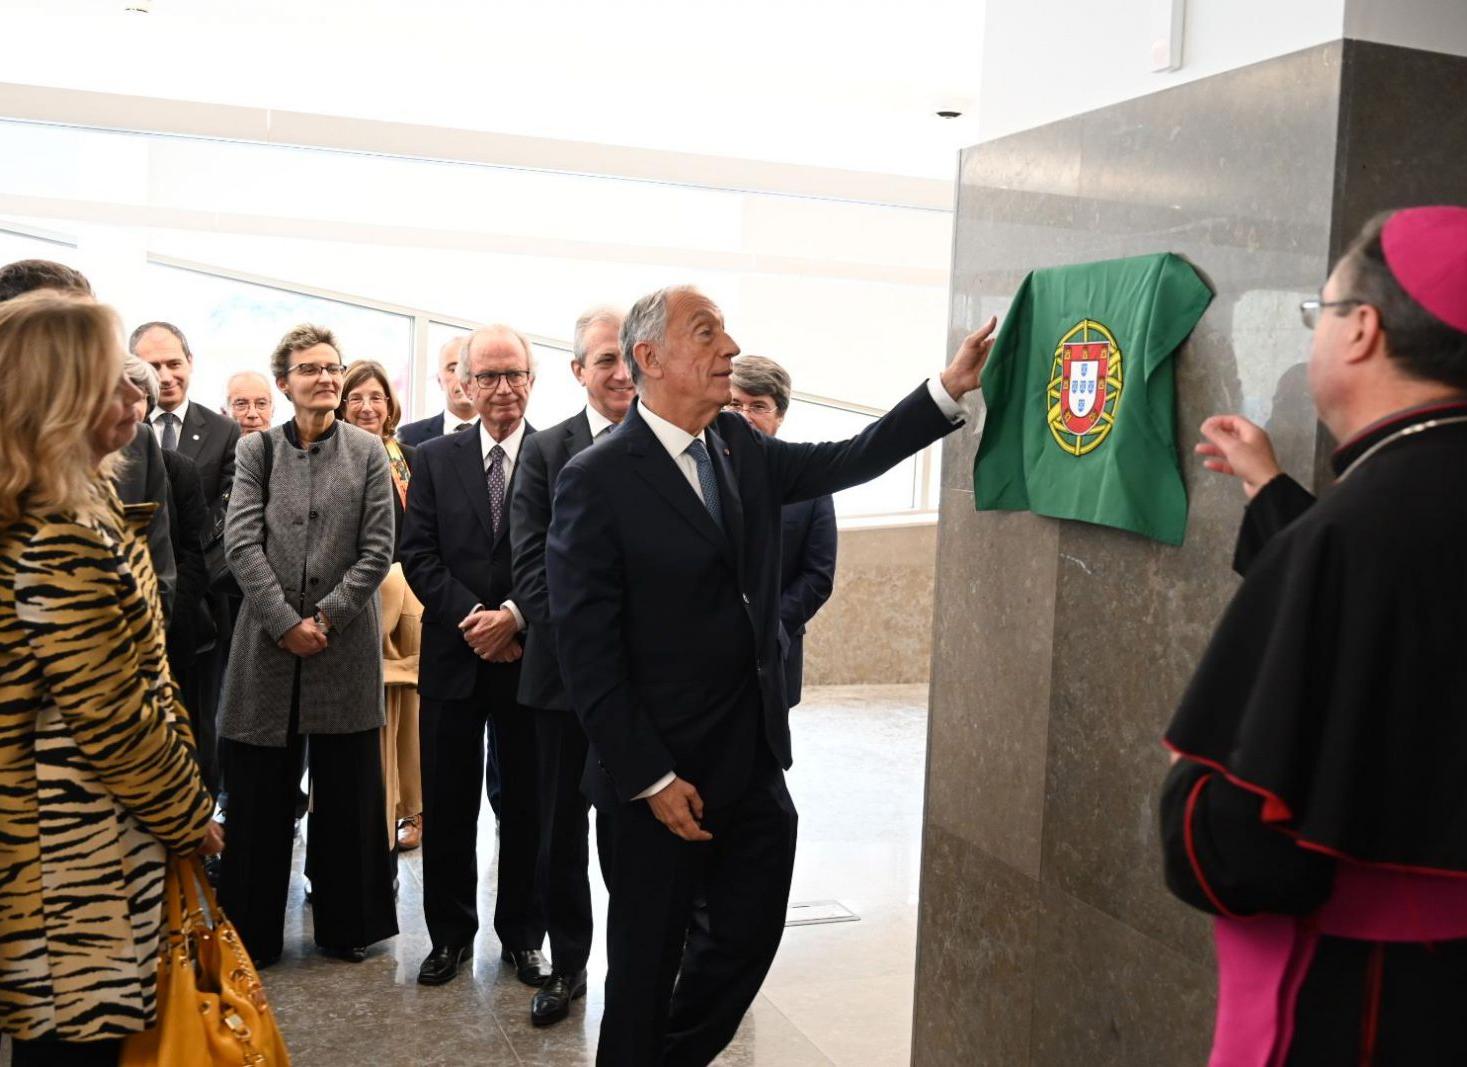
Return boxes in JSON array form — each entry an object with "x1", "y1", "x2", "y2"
[{"x1": 785, "y1": 899, "x2": 860, "y2": 927}]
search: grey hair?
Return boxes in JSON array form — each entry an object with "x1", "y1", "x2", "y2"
[
  {"x1": 621, "y1": 285, "x2": 699, "y2": 389},
  {"x1": 123, "y1": 352, "x2": 160, "y2": 409},
  {"x1": 226, "y1": 369, "x2": 274, "y2": 397},
  {"x1": 730, "y1": 354, "x2": 792, "y2": 415},
  {"x1": 457, "y1": 324, "x2": 538, "y2": 385},
  {"x1": 572, "y1": 305, "x2": 624, "y2": 365}
]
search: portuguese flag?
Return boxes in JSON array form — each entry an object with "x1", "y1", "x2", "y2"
[{"x1": 972, "y1": 253, "x2": 1212, "y2": 545}]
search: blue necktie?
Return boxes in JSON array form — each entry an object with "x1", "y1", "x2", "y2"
[{"x1": 685, "y1": 438, "x2": 724, "y2": 529}]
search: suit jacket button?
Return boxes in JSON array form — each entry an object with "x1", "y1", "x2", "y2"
[
  {"x1": 309, "y1": 510, "x2": 319, "y2": 519},
  {"x1": 309, "y1": 577, "x2": 320, "y2": 586}
]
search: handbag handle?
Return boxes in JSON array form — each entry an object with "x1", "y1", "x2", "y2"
[{"x1": 175, "y1": 854, "x2": 222, "y2": 932}]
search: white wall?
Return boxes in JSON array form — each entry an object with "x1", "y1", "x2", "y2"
[
  {"x1": 977, "y1": 0, "x2": 1348, "y2": 142},
  {"x1": 1345, "y1": 0, "x2": 1467, "y2": 57}
]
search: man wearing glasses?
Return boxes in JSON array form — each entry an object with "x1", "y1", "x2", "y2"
[
  {"x1": 1162, "y1": 206, "x2": 1467, "y2": 1063},
  {"x1": 225, "y1": 370, "x2": 276, "y2": 434},
  {"x1": 401, "y1": 325, "x2": 551, "y2": 989}
]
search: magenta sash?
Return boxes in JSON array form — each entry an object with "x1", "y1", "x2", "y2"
[{"x1": 1209, "y1": 862, "x2": 1467, "y2": 1066}]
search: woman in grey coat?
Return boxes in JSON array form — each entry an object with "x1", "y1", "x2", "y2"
[{"x1": 217, "y1": 323, "x2": 398, "y2": 967}]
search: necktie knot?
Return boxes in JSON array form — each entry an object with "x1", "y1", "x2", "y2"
[
  {"x1": 159, "y1": 411, "x2": 179, "y2": 452},
  {"x1": 454, "y1": 421, "x2": 473, "y2": 433}
]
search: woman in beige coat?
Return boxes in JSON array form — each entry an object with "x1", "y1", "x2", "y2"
[{"x1": 337, "y1": 360, "x2": 424, "y2": 850}]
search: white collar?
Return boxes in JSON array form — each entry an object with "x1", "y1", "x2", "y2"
[
  {"x1": 443, "y1": 408, "x2": 476, "y2": 432},
  {"x1": 152, "y1": 396, "x2": 190, "y2": 426},
  {"x1": 638, "y1": 400, "x2": 707, "y2": 461},
  {"x1": 584, "y1": 404, "x2": 616, "y2": 440},
  {"x1": 479, "y1": 419, "x2": 527, "y2": 465}
]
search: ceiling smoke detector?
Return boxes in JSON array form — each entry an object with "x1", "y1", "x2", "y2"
[
  {"x1": 123, "y1": 0, "x2": 153, "y2": 11},
  {"x1": 934, "y1": 110, "x2": 963, "y2": 119}
]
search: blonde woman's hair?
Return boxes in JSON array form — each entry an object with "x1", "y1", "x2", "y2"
[{"x1": 0, "y1": 292, "x2": 124, "y2": 526}]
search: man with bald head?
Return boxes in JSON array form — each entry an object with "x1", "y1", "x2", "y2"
[
  {"x1": 401, "y1": 324, "x2": 549, "y2": 989},
  {"x1": 225, "y1": 370, "x2": 275, "y2": 434},
  {"x1": 548, "y1": 285, "x2": 996, "y2": 1064},
  {"x1": 398, "y1": 335, "x2": 477, "y2": 446}
]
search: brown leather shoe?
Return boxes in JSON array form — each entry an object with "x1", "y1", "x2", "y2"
[{"x1": 397, "y1": 813, "x2": 423, "y2": 851}]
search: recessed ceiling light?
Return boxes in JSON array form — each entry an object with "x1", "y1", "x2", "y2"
[{"x1": 123, "y1": 0, "x2": 152, "y2": 11}]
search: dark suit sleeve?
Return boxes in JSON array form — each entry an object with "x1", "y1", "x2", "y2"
[
  {"x1": 509, "y1": 433, "x2": 554, "y2": 628},
  {"x1": 548, "y1": 462, "x2": 675, "y2": 801},
  {"x1": 399, "y1": 446, "x2": 481, "y2": 625},
  {"x1": 781, "y1": 496, "x2": 837, "y2": 633},
  {"x1": 141, "y1": 433, "x2": 177, "y2": 619},
  {"x1": 764, "y1": 382, "x2": 957, "y2": 505},
  {"x1": 1159, "y1": 758, "x2": 1333, "y2": 918},
  {"x1": 1232, "y1": 474, "x2": 1316, "y2": 576},
  {"x1": 164, "y1": 454, "x2": 209, "y2": 645}
]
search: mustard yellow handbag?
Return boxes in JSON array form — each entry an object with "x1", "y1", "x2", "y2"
[{"x1": 121, "y1": 855, "x2": 291, "y2": 1066}]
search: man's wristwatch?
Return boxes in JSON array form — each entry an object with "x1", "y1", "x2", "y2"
[{"x1": 313, "y1": 609, "x2": 332, "y2": 635}]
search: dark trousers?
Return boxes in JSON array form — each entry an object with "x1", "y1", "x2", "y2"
[
  {"x1": 420, "y1": 663, "x2": 543, "y2": 951},
  {"x1": 8, "y1": 1036, "x2": 119, "y2": 1066},
  {"x1": 218, "y1": 675, "x2": 398, "y2": 963},
  {"x1": 532, "y1": 706, "x2": 608, "y2": 976},
  {"x1": 596, "y1": 750, "x2": 798, "y2": 1067}
]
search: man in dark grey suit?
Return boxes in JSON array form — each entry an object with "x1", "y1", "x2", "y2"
[
  {"x1": 509, "y1": 305, "x2": 632, "y2": 1027},
  {"x1": 547, "y1": 286, "x2": 997, "y2": 1065},
  {"x1": 402, "y1": 324, "x2": 548, "y2": 990},
  {"x1": 133, "y1": 320, "x2": 241, "y2": 795},
  {"x1": 398, "y1": 334, "x2": 478, "y2": 446}
]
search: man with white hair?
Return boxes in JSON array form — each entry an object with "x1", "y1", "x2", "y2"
[
  {"x1": 398, "y1": 335, "x2": 478, "y2": 446},
  {"x1": 509, "y1": 305, "x2": 632, "y2": 1027},
  {"x1": 401, "y1": 324, "x2": 549, "y2": 989},
  {"x1": 547, "y1": 285, "x2": 996, "y2": 1064},
  {"x1": 225, "y1": 370, "x2": 275, "y2": 434}
]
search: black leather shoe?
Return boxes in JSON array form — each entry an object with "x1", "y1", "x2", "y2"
[
  {"x1": 319, "y1": 945, "x2": 367, "y2": 963},
  {"x1": 530, "y1": 970, "x2": 587, "y2": 1027},
  {"x1": 501, "y1": 948, "x2": 551, "y2": 987},
  {"x1": 418, "y1": 943, "x2": 473, "y2": 986}
]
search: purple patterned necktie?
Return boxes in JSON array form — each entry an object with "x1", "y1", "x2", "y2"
[{"x1": 486, "y1": 444, "x2": 506, "y2": 536}]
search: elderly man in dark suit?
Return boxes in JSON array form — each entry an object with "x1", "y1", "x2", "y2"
[
  {"x1": 401, "y1": 324, "x2": 549, "y2": 989},
  {"x1": 727, "y1": 354, "x2": 838, "y2": 708},
  {"x1": 397, "y1": 335, "x2": 478, "y2": 446},
  {"x1": 509, "y1": 305, "x2": 632, "y2": 1027},
  {"x1": 548, "y1": 286, "x2": 995, "y2": 1065}
]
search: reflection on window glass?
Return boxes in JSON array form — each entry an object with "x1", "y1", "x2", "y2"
[
  {"x1": 0, "y1": 228, "x2": 75, "y2": 268},
  {"x1": 423, "y1": 319, "x2": 583, "y2": 430},
  {"x1": 780, "y1": 398, "x2": 918, "y2": 516},
  {"x1": 139, "y1": 263, "x2": 413, "y2": 424}
]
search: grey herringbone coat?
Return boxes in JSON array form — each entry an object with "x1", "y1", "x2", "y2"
[{"x1": 218, "y1": 421, "x2": 395, "y2": 747}]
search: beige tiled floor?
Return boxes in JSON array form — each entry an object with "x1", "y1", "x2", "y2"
[{"x1": 14, "y1": 684, "x2": 925, "y2": 1067}]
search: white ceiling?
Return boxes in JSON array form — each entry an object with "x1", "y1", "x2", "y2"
[{"x1": 0, "y1": 0, "x2": 987, "y2": 187}]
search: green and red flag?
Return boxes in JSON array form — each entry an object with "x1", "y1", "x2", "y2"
[{"x1": 972, "y1": 252, "x2": 1212, "y2": 545}]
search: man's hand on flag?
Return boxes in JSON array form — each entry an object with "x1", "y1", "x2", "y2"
[{"x1": 940, "y1": 315, "x2": 1000, "y2": 401}]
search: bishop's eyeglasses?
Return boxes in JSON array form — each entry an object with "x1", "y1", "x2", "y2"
[{"x1": 1299, "y1": 297, "x2": 1364, "y2": 330}]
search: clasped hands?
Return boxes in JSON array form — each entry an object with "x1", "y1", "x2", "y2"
[
  {"x1": 279, "y1": 614, "x2": 328, "y2": 658},
  {"x1": 459, "y1": 606, "x2": 522, "y2": 663}
]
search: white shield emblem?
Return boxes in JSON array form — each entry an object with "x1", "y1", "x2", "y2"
[{"x1": 1066, "y1": 359, "x2": 1100, "y2": 418}]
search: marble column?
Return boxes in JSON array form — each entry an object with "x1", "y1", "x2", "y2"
[{"x1": 914, "y1": 39, "x2": 1467, "y2": 1065}]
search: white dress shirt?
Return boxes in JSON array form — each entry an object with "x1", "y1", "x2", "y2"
[
  {"x1": 630, "y1": 379, "x2": 963, "y2": 799},
  {"x1": 149, "y1": 396, "x2": 191, "y2": 447},
  {"x1": 443, "y1": 409, "x2": 477, "y2": 434},
  {"x1": 584, "y1": 403, "x2": 616, "y2": 440},
  {"x1": 471, "y1": 419, "x2": 527, "y2": 631}
]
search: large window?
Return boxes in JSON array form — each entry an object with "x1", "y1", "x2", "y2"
[
  {"x1": 0, "y1": 225, "x2": 74, "y2": 266},
  {"x1": 141, "y1": 261, "x2": 415, "y2": 425},
  {"x1": 780, "y1": 397, "x2": 921, "y2": 517}
]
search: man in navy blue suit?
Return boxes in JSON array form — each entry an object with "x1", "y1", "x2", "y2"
[
  {"x1": 547, "y1": 286, "x2": 997, "y2": 1065},
  {"x1": 727, "y1": 354, "x2": 838, "y2": 708},
  {"x1": 398, "y1": 334, "x2": 477, "y2": 446},
  {"x1": 400, "y1": 324, "x2": 548, "y2": 990}
]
